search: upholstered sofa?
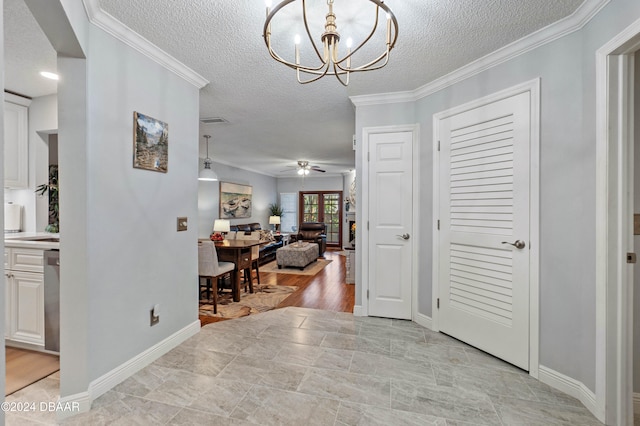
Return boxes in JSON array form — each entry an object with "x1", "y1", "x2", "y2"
[
  {"x1": 229, "y1": 222, "x2": 283, "y2": 265},
  {"x1": 290, "y1": 222, "x2": 327, "y2": 257}
]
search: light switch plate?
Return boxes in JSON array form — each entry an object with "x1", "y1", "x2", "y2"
[{"x1": 177, "y1": 217, "x2": 188, "y2": 231}]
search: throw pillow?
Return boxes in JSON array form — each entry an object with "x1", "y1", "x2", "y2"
[{"x1": 259, "y1": 229, "x2": 275, "y2": 242}]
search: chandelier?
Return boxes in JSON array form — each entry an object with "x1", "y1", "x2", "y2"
[{"x1": 263, "y1": 0, "x2": 398, "y2": 86}]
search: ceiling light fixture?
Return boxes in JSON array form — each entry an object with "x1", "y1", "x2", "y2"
[
  {"x1": 198, "y1": 135, "x2": 219, "y2": 181},
  {"x1": 39, "y1": 71, "x2": 59, "y2": 81},
  {"x1": 263, "y1": 0, "x2": 398, "y2": 86}
]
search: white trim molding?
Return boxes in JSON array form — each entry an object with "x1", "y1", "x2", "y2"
[
  {"x1": 350, "y1": 0, "x2": 609, "y2": 107},
  {"x1": 82, "y1": 0, "x2": 208, "y2": 89},
  {"x1": 57, "y1": 320, "x2": 200, "y2": 420},
  {"x1": 352, "y1": 305, "x2": 364, "y2": 317},
  {"x1": 414, "y1": 313, "x2": 433, "y2": 331},
  {"x1": 595, "y1": 15, "x2": 640, "y2": 426},
  {"x1": 539, "y1": 366, "x2": 598, "y2": 417},
  {"x1": 431, "y1": 78, "x2": 541, "y2": 379},
  {"x1": 634, "y1": 393, "x2": 640, "y2": 414}
]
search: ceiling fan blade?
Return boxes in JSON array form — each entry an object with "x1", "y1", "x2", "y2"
[{"x1": 310, "y1": 166, "x2": 326, "y2": 172}]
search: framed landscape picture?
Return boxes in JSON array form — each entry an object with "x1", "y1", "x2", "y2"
[
  {"x1": 220, "y1": 182, "x2": 252, "y2": 219},
  {"x1": 133, "y1": 111, "x2": 168, "y2": 172}
]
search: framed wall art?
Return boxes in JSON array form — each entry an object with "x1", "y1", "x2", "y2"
[
  {"x1": 133, "y1": 111, "x2": 168, "y2": 173},
  {"x1": 220, "y1": 182, "x2": 252, "y2": 219}
]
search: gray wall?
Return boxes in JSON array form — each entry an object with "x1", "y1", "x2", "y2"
[
  {"x1": 198, "y1": 160, "x2": 277, "y2": 238},
  {"x1": 1, "y1": 0, "x2": 6, "y2": 419},
  {"x1": 52, "y1": 4, "x2": 201, "y2": 398},
  {"x1": 634, "y1": 52, "x2": 640, "y2": 395},
  {"x1": 277, "y1": 175, "x2": 344, "y2": 194},
  {"x1": 83, "y1": 27, "x2": 200, "y2": 382},
  {"x1": 354, "y1": 0, "x2": 640, "y2": 393}
]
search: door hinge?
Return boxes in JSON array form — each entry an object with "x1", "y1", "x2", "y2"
[
  {"x1": 627, "y1": 252, "x2": 637, "y2": 264},
  {"x1": 437, "y1": 220, "x2": 440, "y2": 230},
  {"x1": 437, "y1": 298, "x2": 440, "y2": 309},
  {"x1": 367, "y1": 221, "x2": 369, "y2": 230},
  {"x1": 367, "y1": 290, "x2": 369, "y2": 299},
  {"x1": 437, "y1": 140, "x2": 440, "y2": 151},
  {"x1": 367, "y1": 152, "x2": 370, "y2": 162}
]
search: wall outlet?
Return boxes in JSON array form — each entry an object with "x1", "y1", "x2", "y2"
[
  {"x1": 150, "y1": 304, "x2": 160, "y2": 326},
  {"x1": 177, "y1": 217, "x2": 188, "y2": 231}
]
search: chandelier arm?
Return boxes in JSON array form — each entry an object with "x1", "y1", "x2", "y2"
[
  {"x1": 297, "y1": 60, "x2": 332, "y2": 84},
  {"x1": 332, "y1": 61, "x2": 349, "y2": 86},
  {"x1": 266, "y1": 31, "x2": 328, "y2": 72},
  {"x1": 335, "y1": 48, "x2": 390, "y2": 72},
  {"x1": 301, "y1": 0, "x2": 324, "y2": 62},
  {"x1": 340, "y1": 6, "x2": 381, "y2": 64},
  {"x1": 267, "y1": 43, "x2": 327, "y2": 73}
]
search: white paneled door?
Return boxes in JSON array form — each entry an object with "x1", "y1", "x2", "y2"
[
  {"x1": 368, "y1": 131, "x2": 413, "y2": 319},
  {"x1": 437, "y1": 91, "x2": 531, "y2": 370}
]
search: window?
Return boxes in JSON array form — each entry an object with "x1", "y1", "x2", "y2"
[{"x1": 299, "y1": 191, "x2": 343, "y2": 247}]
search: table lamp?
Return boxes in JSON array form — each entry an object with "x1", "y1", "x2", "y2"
[
  {"x1": 269, "y1": 215, "x2": 281, "y2": 233},
  {"x1": 211, "y1": 219, "x2": 231, "y2": 241}
]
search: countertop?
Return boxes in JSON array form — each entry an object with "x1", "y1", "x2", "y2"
[{"x1": 4, "y1": 232, "x2": 60, "y2": 250}]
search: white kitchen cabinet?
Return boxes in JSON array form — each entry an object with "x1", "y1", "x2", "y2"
[
  {"x1": 9, "y1": 271, "x2": 44, "y2": 345},
  {"x1": 4, "y1": 247, "x2": 44, "y2": 346},
  {"x1": 4, "y1": 94, "x2": 31, "y2": 189}
]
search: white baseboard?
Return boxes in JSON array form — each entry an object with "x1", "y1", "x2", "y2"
[
  {"x1": 352, "y1": 305, "x2": 364, "y2": 316},
  {"x1": 634, "y1": 392, "x2": 640, "y2": 414},
  {"x1": 538, "y1": 365, "x2": 603, "y2": 422},
  {"x1": 57, "y1": 320, "x2": 200, "y2": 419},
  {"x1": 414, "y1": 313, "x2": 433, "y2": 331}
]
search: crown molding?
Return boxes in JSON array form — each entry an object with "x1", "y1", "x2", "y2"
[
  {"x1": 82, "y1": 0, "x2": 208, "y2": 89},
  {"x1": 350, "y1": 0, "x2": 610, "y2": 107}
]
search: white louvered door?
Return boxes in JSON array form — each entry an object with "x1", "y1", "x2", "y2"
[{"x1": 438, "y1": 91, "x2": 530, "y2": 370}]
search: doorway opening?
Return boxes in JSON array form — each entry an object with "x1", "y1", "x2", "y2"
[
  {"x1": 595, "y1": 17, "x2": 640, "y2": 425},
  {"x1": 299, "y1": 191, "x2": 343, "y2": 247}
]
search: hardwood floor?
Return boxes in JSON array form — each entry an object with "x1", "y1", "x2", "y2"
[
  {"x1": 199, "y1": 250, "x2": 354, "y2": 325},
  {"x1": 5, "y1": 347, "x2": 59, "y2": 396}
]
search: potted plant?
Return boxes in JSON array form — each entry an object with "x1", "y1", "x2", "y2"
[
  {"x1": 268, "y1": 203, "x2": 284, "y2": 217},
  {"x1": 35, "y1": 165, "x2": 59, "y2": 233}
]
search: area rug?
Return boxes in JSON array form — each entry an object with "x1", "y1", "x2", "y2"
[
  {"x1": 6, "y1": 347, "x2": 59, "y2": 396},
  {"x1": 260, "y1": 259, "x2": 332, "y2": 276},
  {"x1": 199, "y1": 284, "x2": 297, "y2": 319}
]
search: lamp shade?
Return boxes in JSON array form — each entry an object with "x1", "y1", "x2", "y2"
[
  {"x1": 269, "y1": 216, "x2": 281, "y2": 225},
  {"x1": 213, "y1": 219, "x2": 231, "y2": 233},
  {"x1": 198, "y1": 161, "x2": 218, "y2": 181}
]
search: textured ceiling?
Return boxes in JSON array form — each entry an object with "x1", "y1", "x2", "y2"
[
  {"x1": 5, "y1": 0, "x2": 585, "y2": 176},
  {"x1": 4, "y1": 0, "x2": 57, "y2": 98}
]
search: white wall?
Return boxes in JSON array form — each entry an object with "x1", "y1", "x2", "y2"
[
  {"x1": 198, "y1": 160, "x2": 277, "y2": 238},
  {"x1": 4, "y1": 94, "x2": 57, "y2": 232},
  {"x1": 354, "y1": 0, "x2": 640, "y2": 395}
]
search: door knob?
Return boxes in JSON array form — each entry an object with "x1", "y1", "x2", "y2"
[
  {"x1": 502, "y1": 240, "x2": 525, "y2": 249},
  {"x1": 396, "y1": 233, "x2": 410, "y2": 240}
]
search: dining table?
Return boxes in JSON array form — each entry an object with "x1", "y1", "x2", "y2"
[{"x1": 213, "y1": 239, "x2": 263, "y2": 302}]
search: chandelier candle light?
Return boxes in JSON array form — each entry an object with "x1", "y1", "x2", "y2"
[{"x1": 263, "y1": 0, "x2": 398, "y2": 86}]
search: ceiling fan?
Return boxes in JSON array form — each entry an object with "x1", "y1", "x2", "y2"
[
  {"x1": 281, "y1": 160, "x2": 326, "y2": 175},
  {"x1": 296, "y1": 161, "x2": 325, "y2": 175}
]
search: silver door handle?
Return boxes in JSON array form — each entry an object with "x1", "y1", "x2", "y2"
[
  {"x1": 502, "y1": 240, "x2": 525, "y2": 249},
  {"x1": 396, "y1": 233, "x2": 410, "y2": 240}
]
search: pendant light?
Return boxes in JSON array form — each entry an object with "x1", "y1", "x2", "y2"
[{"x1": 198, "y1": 134, "x2": 219, "y2": 181}]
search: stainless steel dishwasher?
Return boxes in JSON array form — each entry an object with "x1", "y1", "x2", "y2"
[{"x1": 43, "y1": 250, "x2": 60, "y2": 352}]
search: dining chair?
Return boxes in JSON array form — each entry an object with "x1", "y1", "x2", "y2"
[
  {"x1": 198, "y1": 240, "x2": 235, "y2": 314},
  {"x1": 236, "y1": 231, "x2": 261, "y2": 292}
]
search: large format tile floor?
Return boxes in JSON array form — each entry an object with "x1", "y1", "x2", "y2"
[{"x1": 7, "y1": 307, "x2": 603, "y2": 425}]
